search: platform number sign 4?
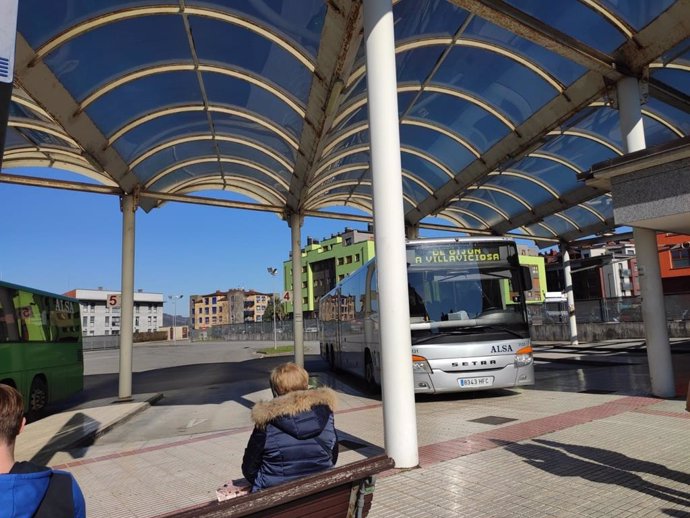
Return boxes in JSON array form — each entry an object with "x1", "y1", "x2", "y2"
[
  {"x1": 282, "y1": 291, "x2": 291, "y2": 302},
  {"x1": 107, "y1": 293, "x2": 121, "y2": 308}
]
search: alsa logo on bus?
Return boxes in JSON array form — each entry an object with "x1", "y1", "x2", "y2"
[
  {"x1": 414, "y1": 248, "x2": 500, "y2": 264},
  {"x1": 491, "y1": 344, "x2": 513, "y2": 353},
  {"x1": 55, "y1": 299, "x2": 74, "y2": 313}
]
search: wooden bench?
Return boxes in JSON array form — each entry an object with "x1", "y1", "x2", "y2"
[{"x1": 170, "y1": 455, "x2": 395, "y2": 518}]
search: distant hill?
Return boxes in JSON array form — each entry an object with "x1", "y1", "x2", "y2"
[{"x1": 163, "y1": 313, "x2": 190, "y2": 327}]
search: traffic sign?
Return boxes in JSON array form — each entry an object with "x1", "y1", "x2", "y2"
[{"x1": 106, "y1": 293, "x2": 121, "y2": 308}]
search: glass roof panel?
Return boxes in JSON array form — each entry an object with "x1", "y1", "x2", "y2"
[
  {"x1": 132, "y1": 141, "x2": 219, "y2": 183},
  {"x1": 405, "y1": 91, "x2": 511, "y2": 151},
  {"x1": 464, "y1": 188, "x2": 527, "y2": 219},
  {"x1": 113, "y1": 111, "x2": 211, "y2": 163},
  {"x1": 643, "y1": 116, "x2": 682, "y2": 147},
  {"x1": 559, "y1": 205, "x2": 602, "y2": 229},
  {"x1": 215, "y1": 140, "x2": 292, "y2": 182},
  {"x1": 150, "y1": 161, "x2": 287, "y2": 196},
  {"x1": 464, "y1": 16, "x2": 586, "y2": 86},
  {"x1": 9, "y1": 102, "x2": 51, "y2": 123},
  {"x1": 10, "y1": 127, "x2": 76, "y2": 150},
  {"x1": 190, "y1": 16, "x2": 312, "y2": 104},
  {"x1": 504, "y1": 0, "x2": 626, "y2": 53},
  {"x1": 450, "y1": 200, "x2": 505, "y2": 228},
  {"x1": 323, "y1": 130, "x2": 369, "y2": 158},
  {"x1": 399, "y1": 123, "x2": 475, "y2": 173},
  {"x1": 432, "y1": 46, "x2": 558, "y2": 124},
  {"x1": 318, "y1": 151, "x2": 371, "y2": 179},
  {"x1": 334, "y1": 92, "x2": 418, "y2": 134},
  {"x1": 561, "y1": 106, "x2": 621, "y2": 147},
  {"x1": 401, "y1": 176, "x2": 431, "y2": 205},
  {"x1": 393, "y1": 0, "x2": 470, "y2": 40},
  {"x1": 3, "y1": 127, "x2": 32, "y2": 149},
  {"x1": 483, "y1": 173, "x2": 554, "y2": 208},
  {"x1": 18, "y1": 0, "x2": 162, "y2": 48},
  {"x1": 86, "y1": 72, "x2": 202, "y2": 137},
  {"x1": 523, "y1": 222, "x2": 556, "y2": 239},
  {"x1": 212, "y1": 116, "x2": 296, "y2": 162},
  {"x1": 645, "y1": 98, "x2": 690, "y2": 136},
  {"x1": 538, "y1": 134, "x2": 618, "y2": 171},
  {"x1": 508, "y1": 156, "x2": 579, "y2": 193},
  {"x1": 202, "y1": 73, "x2": 303, "y2": 138},
  {"x1": 650, "y1": 68, "x2": 690, "y2": 98},
  {"x1": 186, "y1": 0, "x2": 326, "y2": 57},
  {"x1": 42, "y1": 16, "x2": 191, "y2": 101},
  {"x1": 598, "y1": 1, "x2": 675, "y2": 31},
  {"x1": 540, "y1": 213, "x2": 577, "y2": 235},
  {"x1": 584, "y1": 195, "x2": 613, "y2": 218},
  {"x1": 397, "y1": 46, "x2": 448, "y2": 85},
  {"x1": 441, "y1": 210, "x2": 486, "y2": 230},
  {"x1": 400, "y1": 152, "x2": 450, "y2": 190}
]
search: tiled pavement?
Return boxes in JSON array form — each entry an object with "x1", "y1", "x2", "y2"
[{"x1": 16, "y1": 343, "x2": 690, "y2": 518}]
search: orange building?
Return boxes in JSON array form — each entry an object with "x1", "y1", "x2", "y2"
[{"x1": 657, "y1": 233, "x2": 690, "y2": 293}]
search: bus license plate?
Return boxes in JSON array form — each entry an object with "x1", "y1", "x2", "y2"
[{"x1": 458, "y1": 376, "x2": 494, "y2": 388}]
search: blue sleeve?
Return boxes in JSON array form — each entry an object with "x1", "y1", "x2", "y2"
[
  {"x1": 71, "y1": 476, "x2": 86, "y2": 518},
  {"x1": 241, "y1": 426, "x2": 267, "y2": 484}
]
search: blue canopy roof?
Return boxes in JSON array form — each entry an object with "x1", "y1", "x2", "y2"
[{"x1": 4, "y1": 0, "x2": 690, "y2": 243}]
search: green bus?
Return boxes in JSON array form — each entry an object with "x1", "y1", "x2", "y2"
[{"x1": 0, "y1": 281, "x2": 84, "y2": 413}]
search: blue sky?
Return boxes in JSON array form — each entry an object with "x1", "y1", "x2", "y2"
[{"x1": 2, "y1": 167, "x2": 479, "y2": 317}]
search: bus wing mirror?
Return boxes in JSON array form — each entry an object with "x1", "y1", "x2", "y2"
[{"x1": 521, "y1": 266, "x2": 533, "y2": 292}]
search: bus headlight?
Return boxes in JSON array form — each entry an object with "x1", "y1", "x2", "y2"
[
  {"x1": 412, "y1": 354, "x2": 432, "y2": 374},
  {"x1": 514, "y1": 345, "x2": 533, "y2": 367}
]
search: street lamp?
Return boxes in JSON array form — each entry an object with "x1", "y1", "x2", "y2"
[
  {"x1": 168, "y1": 294, "x2": 183, "y2": 344},
  {"x1": 267, "y1": 267, "x2": 278, "y2": 350}
]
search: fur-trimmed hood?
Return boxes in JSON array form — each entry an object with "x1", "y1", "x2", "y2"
[{"x1": 251, "y1": 387, "x2": 337, "y2": 432}]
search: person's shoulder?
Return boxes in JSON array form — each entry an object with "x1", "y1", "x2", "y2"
[
  {"x1": 251, "y1": 387, "x2": 338, "y2": 426},
  {"x1": 9, "y1": 461, "x2": 51, "y2": 474}
]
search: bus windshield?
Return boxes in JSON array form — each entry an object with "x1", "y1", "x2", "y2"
[{"x1": 406, "y1": 241, "x2": 528, "y2": 331}]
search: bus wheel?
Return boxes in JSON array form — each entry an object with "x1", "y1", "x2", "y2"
[
  {"x1": 29, "y1": 377, "x2": 48, "y2": 413},
  {"x1": 364, "y1": 351, "x2": 376, "y2": 388}
]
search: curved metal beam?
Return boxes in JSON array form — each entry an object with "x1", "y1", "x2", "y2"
[
  {"x1": 129, "y1": 133, "x2": 294, "y2": 172},
  {"x1": 8, "y1": 120, "x2": 79, "y2": 147},
  {"x1": 78, "y1": 63, "x2": 305, "y2": 117},
  {"x1": 442, "y1": 206, "x2": 490, "y2": 229},
  {"x1": 33, "y1": 6, "x2": 315, "y2": 72},
  {"x1": 348, "y1": 37, "x2": 564, "y2": 92},
  {"x1": 108, "y1": 104, "x2": 299, "y2": 150},
  {"x1": 469, "y1": 184, "x2": 532, "y2": 210},
  {"x1": 144, "y1": 156, "x2": 290, "y2": 190},
  {"x1": 490, "y1": 170, "x2": 560, "y2": 198},
  {"x1": 457, "y1": 196, "x2": 510, "y2": 221},
  {"x1": 169, "y1": 174, "x2": 284, "y2": 205}
]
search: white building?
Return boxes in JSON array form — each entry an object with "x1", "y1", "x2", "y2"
[
  {"x1": 65, "y1": 288, "x2": 164, "y2": 336},
  {"x1": 582, "y1": 243, "x2": 637, "y2": 298}
]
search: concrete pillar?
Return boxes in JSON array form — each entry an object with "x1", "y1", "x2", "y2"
[
  {"x1": 0, "y1": 1, "x2": 18, "y2": 170},
  {"x1": 118, "y1": 194, "x2": 136, "y2": 401},
  {"x1": 290, "y1": 211, "x2": 304, "y2": 367},
  {"x1": 364, "y1": 0, "x2": 419, "y2": 468},
  {"x1": 561, "y1": 247, "x2": 579, "y2": 346},
  {"x1": 617, "y1": 76, "x2": 675, "y2": 397}
]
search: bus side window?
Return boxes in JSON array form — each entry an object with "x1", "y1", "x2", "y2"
[{"x1": 0, "y1": 287, "x2": 20, "y2": 342}]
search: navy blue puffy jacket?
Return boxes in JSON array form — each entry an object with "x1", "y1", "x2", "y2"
[{"x1": 241, "y1": 387, "x2": 338, "y2": 491}]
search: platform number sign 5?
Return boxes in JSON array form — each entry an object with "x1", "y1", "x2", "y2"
[{"x1": 107, "y1": 294, "x2": 121, "y2": 308}]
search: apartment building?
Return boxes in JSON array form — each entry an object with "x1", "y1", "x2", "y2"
[
  {"x1": 283, "y1": 226, "x2": 376, "y2": 318},
  {"x1": 64, "y1": 288, "x2": 164, "y2": 336},
  {"x1": 189, "y1": 289, "x2": 271, "y2": 330}
]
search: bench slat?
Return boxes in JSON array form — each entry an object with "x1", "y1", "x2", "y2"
[{"x1": 169, "y1": 455, "x2": 394, "y2": 518}]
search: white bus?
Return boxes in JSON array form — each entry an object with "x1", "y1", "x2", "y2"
[{"x1": 319, "y1": 237, "x2": 535, "y2": 394}]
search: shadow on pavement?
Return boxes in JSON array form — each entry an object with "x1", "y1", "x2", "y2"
[{"x1": 29, "y1": 412, "x2": 101, "y2": 465}]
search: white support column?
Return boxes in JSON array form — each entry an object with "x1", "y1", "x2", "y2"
[
  {"x1": 0, "y1": 0, "x2": 18, "y2": 170},
  {"x1": 364, "y1": 0, "x2": 419, "y2": 468},
  {"x1": 118, "y1": 193, "x2": 136, "y2": 401},
  {"x1": 561, "y1": 247, "x2": 579, "y2": 346},
  {"x1": 617, "y1": 76, "x2": 675, "y2": 397},
  {"x1": 290, "y1": 211, "x2": 304, "y2": 368}
]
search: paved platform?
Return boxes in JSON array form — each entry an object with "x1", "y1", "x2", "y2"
[{"x1": 13, "y1": 340, "x2": 690, "y2": 518}]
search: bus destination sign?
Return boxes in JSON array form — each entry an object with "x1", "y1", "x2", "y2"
[{"x1": 411, "y1": 245, "x2": 501, "y2": 264}]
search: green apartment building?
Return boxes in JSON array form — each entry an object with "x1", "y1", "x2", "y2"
[
  {"x1": 283, "y1": 227, "x2": 375, "y2": 318},
  {"x1": 284, "y1": 231, "x2": 546, "y2": 317}
]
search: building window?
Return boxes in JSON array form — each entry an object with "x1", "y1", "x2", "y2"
[
  {"x1": 212, "y1": 307, "x2": 217, "y2": 314},
  {"x1": 212, "y1": 296, "x2": 217, "y2": 304},
  {"x1": 212, "y1": 316, "x2": 217, "y2": 324},
  {"x1": 337, "y1": 257, "x2": 344, "y2": 266},
  {"x1": 205, "y1": 317, "x2": 209, "y2": 324},
  {"x1": 205, "y1": 297, "x2": 209, "y2": 304},
  {"x1": 354, "y1": 253, "x2": 360, "y2": 262},
  {"x1": 89, "y1": 316, "x2": 95, "y2": 325},
  {"x1": 671, "y1": 248, "x2": 690, "y2": 268},
  {"x1": 82, "y1": 316, "x2": 87, "y2": 327},
  {"x1": 105, "y1": 316, "x2": 110, "y2": 326},
  {"x1": 191, "y1": 308, "x2": 195, "y2": 315},
  {"x1": 205, "y1": 307, "x2": 209, "y2": 314},
  {"x1": 135, "y1": 317, "x2": 139, "y2": 327},
  {"x1": 112, "y1": 316, "x2": 120, "y2": 327},
  {"x1": 135, "y1": 306, "x2": 140, "y2": 313},
  {"x1": 218, "y1": 306, "x2": 223, "y2": 312},
  {"x1": 105, "y1": 330, "x2": 110, "y2": 335},
  {"x1": 198, "y1": 317, "x2": 202, "y2": 323}
]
